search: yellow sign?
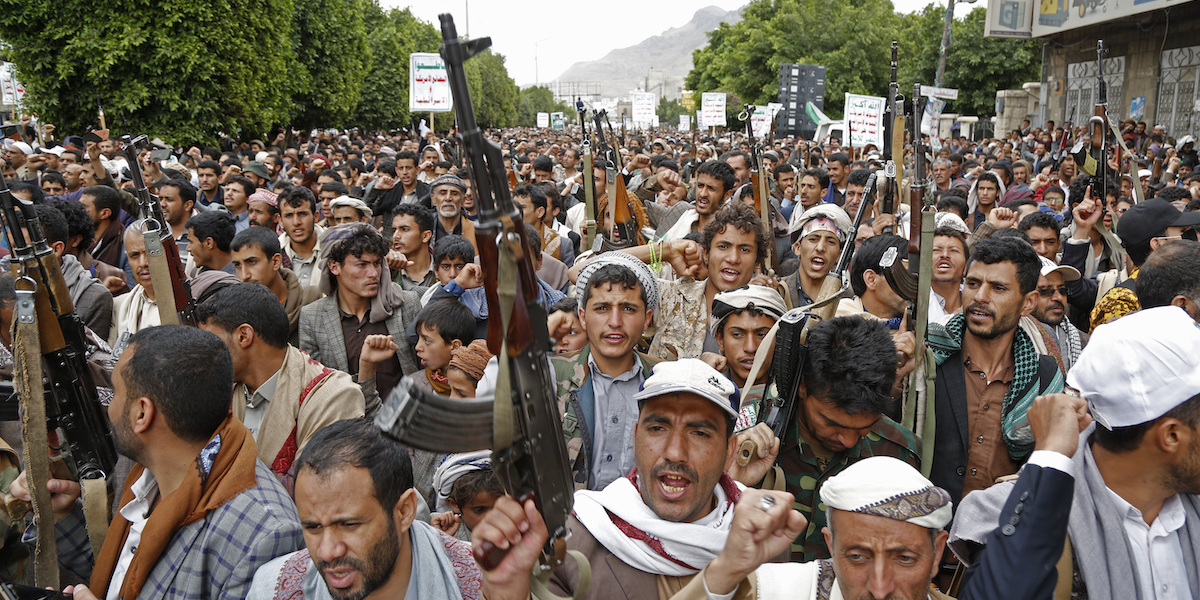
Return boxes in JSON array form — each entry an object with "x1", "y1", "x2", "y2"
[{"x1": 682, "y1": 90, "x2": 696, "y2": 111}]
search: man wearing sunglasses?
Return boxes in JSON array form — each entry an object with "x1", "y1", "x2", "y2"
[{"x1": 1033, "y1": 257, "x2": 1087, "y2": 374}]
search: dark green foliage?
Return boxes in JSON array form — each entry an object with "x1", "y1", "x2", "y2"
[
  {"x1": 0, "y1": 0, "x2": 295, "y2": 145},
  {"x1": 352, "y1": 6, "x2": 441, "y2": 130},
  {"x1": 687, "y1": 1, "x2": 1042, "y2": 119},
  {"x1": 518, "y1": 86, "x2": 570, "y2": 128},
  {"x1": 288, "y1": 0, "x2": 371, "y2": 130}
]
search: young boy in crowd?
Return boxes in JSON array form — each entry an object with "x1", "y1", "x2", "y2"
[
  {"x1": 446, "y1": 338, "x2": 493, "y2": 399},
  {"x1": 409, "y1": 299, "x2": 476, "y2": 395},
  {"x1": 421, "y1": 234, "x2": 476, "y2": 306},
  {"x1": 430, "y1": 450, "x2": 504, "y2": 541}
]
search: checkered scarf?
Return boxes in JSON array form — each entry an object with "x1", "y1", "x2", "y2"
[{"x1": 926, "y1": 313, "x2": 1052, "y2": 462}]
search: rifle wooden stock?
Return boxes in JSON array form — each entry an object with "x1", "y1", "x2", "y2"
[
  {"x1": 810, "y1": 172, "x2": 877, "y2": 322},
  {"x1": 0, "y1": 176, "x2": 118, "y2": 483},
  {"x1": 909, "y1": 85, "x2": 926, "y2": 271},
  {"x1": 121, "y1": 136, "x2": 195, "y2": 325}
]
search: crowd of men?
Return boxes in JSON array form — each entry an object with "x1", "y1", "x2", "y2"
[{"x1": 0, "y1": 110, "x2": 1198, "y2": 600}]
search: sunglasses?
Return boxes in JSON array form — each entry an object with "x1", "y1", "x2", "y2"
[{"x1": 1037, "y1": 285, "x2": 1069, "y2": 298}]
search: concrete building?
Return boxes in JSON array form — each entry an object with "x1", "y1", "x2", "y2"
[{"x1": 988, "y1": 0, "x2": 1200, "y2": 135}]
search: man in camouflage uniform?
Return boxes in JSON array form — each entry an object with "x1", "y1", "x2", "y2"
[
  {"x1": 554, "y1": 253, "x2": 659, "y2": 491},
  {"x1": 732, "y1": 316, "x2": 920, "y2": 562}
]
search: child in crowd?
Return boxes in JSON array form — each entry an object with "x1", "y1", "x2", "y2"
[
  {"x1": 409, "y1": 299, "x2": 475, "y2": 396},
  {"x1": 430, "y1": 450, "x2": 504, "y2": 541},
  {"x1": 548, "y1": 297, "x2": 587, "y2": 355},
  {"x1": 421, "y1": 234, "x2": 475, "y2": 306},
  {"x1": 446, "y1": 339, "x2": 493, "y2": 399}
]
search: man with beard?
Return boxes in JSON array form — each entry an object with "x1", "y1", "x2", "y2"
[
  {"x1": 951, "y1": 306, "x2": 1200, "y2": 600},
  {"x1": 248, "y1": 418, "x2": 482, "y2": 599},
  {"x1": 1032, "y1": 257, "x2": 1087, "y2": 374},
  {"x1": 924, "y1": 236, "x2": 1063, "y2": 512},
  {"x1": 428, "y1": 175, "x2": 476, "y2": 251},
  {"x1": 248, "y1": 188, "x2": 282, "y2": 232},
  {"x1": 44, "y1": 326, "x2": 304, "y2": 600},
  {"x1": 109, "y1": 222, "x2": 163, "y2": 348},
  {"x1": 475, "y1": 359, "x2": 788, "y2": 600}
]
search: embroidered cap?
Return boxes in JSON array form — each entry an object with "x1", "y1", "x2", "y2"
[
  {"x1": 633, "y1": 359, "x2": 740, "y2": 418},
  {"x1": 820, "y1": 456, "x2": 953, "y2": 530},
  {"x1": 575, "y1": 252, "x2": 659, "y2": 312},
  {"x1": 1068, "y1": 306, "x2": 1200, "y2": 429},
  {"x1": 709, "y1": 285, "x2": 787, "y2": 337}
]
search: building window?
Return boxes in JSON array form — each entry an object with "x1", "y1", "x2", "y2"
[
  {"x1": 1066, "y1": 56, "x2": 1124, "y2": 124},
  {"x1": 1157, "y1": 46, "x2": 1200, "y2": 136}
]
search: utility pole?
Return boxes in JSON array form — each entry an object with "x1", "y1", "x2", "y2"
[
  {"x1": 935, "y1": 0, "x2": 955, "y2": 87},
  {"x1": 935, "y1": 0, "x2": 979, "y2": 87}
]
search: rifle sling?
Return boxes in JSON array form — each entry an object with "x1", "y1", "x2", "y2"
[
  {"x1": 493, "y1": 218, "x2": 520, "y2": 455},
  {"x1": 14, "y1": 284, "x2": 59, "y2": 589},
  {"x1": 583, "y1": 146, "x2": 595, "y2": 250},
  {"x1": 531, "y1": 549, "x2": 592, "y2": 600},
  {"x1": 144, "y1": 231, "x2": 180, "y2": 325}
]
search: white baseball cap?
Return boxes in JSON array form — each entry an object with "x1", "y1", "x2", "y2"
[
  {"x1": 1067, "y1": 306, "x2": 1200, "y2": 429},
  {"x1": 633, "y1": 359, "x2": 740, "y2": 418},
  {"x1": 1039, "y1": 256, "x2": 1080, "y2": 282}
]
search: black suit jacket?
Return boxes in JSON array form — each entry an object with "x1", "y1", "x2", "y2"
[
  {"x1": 929, "y1": 350, "x2": 1060, "y2": 506},
  {"x1": 961, "y1": 463, "x2": 1075, "y2": 600}
]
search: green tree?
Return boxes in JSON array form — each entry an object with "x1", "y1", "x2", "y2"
[
  {"x1": 937, "y1": 7, "x2": 1042, "y2": 116},
  {"x1": 0, "y1": 0, "x2": 294, "y2": 144},
  {"x1": 352, "y1": 6, "x2": 440, "y2": 130},
  {"x1": 289, "y1": 0, "x2": 371, "y2": 130},
  {"x1": 518, "y1": 86, "x2": 569, "y2": 127},
  {"x1": 687, "y1": 0, "x2": 901, "y2": 117},
  {"x1": 464, "y1": 50, "x2": 518, "y2": 129},
  {"x1": 657, "y1": 97, "x2": 687, "y2": 126}
]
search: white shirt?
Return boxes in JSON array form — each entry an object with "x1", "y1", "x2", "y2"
[
  {"x1": 107, "y1": 470, "x2": 160, "y2": 600},
  {"x1": 1105, "y1": 488, "x2": 1192, "y2": 600},
  {"x1": 243, "y1": 368, "x2": 282, "y2": 440}
]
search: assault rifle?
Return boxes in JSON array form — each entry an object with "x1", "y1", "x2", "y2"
[
  {"x1": 590, "y1": 109, "x2": 641, "y2": 250},
  {"x1": 375, "y1": 13, "x2": 579, "y2": 583},
  {"x1": 740, "y1": 104, "x2": 779, "y2": 275},
  {"x1": 880, "y1": 41, "x2": 904, "y2": 234},
  {"x1": 121, "y1": 135, "x2": 196, "y2": 326},
  {"x1": 0, "y1": 171, "x2": 118, "y2": 487}
]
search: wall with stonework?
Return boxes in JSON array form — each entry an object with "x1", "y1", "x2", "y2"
[{"x1": 1040, "y1": 1, "x2": 1200, "y2": 133}]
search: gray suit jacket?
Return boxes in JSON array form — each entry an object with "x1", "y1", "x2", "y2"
[{"x1": 297, "y1": 290, "x2": 422, "y2": 379}]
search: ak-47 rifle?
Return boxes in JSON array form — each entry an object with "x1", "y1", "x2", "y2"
[
  {"x1": 0, "y1": 170, "x2": 118, "y2": 572},
  {"x1": 591, "y1": 110, "x2": 641, "y2": 250},
  {"x1": 375, "y1": 13, "x2": 582, "y2": 589},
  {"x1": 809, "y1": 173, "x2": 879, "y2": 323},
  {"x1": 121, "y1": 135, "x2": 196, "y2": 327},
  {"x1": 579, "y1": 107, "x2": 597, "y2": 250},
  {"x1": 897, "y1": 85, "x2": 936, "y2": 436},
  {"x1": 740, "y1": 104, "x2": 780, "y2": 276},
  {"x1": 733, "y1": 173, "x2": 878, "y2": 464},
  {"x1": 880, "y1": 42, "x2": 903, "y2": 234},
  {"x1": 0, "y1": 174, "x2": 117, "y2": 482}
]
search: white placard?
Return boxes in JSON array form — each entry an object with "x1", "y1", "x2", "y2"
[
  {"x1": 844, "y1": 93, "x2": 886, "y2": 148},
  {"x1": 920, "y1": 85, "x2": 959, "y2": 100},
  {"x1": 632, "y1": 92, "x2": 657, "y2": 126},
  {"x1": 922, "y1": 98, "x2": 946, "y2": 136},
  {"x1": 537, "y1": 112, "x2": 550, "y2": 128},
  {"x1": 679, "y1": 114, "x2": 690, "y2": 130},
  {"x1": 409, "y1": 53, "x2": 452, "y2": 113},
  {"x1": 701, "y1": 92, "x2": 726, "y2": 128}
]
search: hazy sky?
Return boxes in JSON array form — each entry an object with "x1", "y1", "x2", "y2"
[{"x1": 384, "y1": 0, "x2": 981, "y2": 87}]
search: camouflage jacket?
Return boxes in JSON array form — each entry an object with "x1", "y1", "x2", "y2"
[
  {"x1": 776, "y1": 414, "x2": 922, "y2": 562},
  {"x1": 553, "y1": 345, "x2": 659, "y2": 491},
  {"x1": 646, "y1": 277, "x2": 709, "y2": 361}
]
